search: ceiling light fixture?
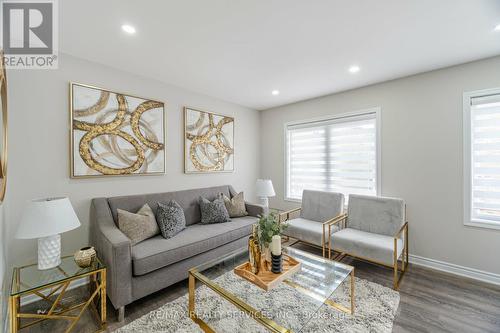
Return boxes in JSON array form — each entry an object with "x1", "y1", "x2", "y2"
[
  {"x1": 272, "y1": 90, "x2": 280, "y2": 96},
  {"x1": 494, "y1": 24, "x2": 500, "y2": 31},
  {"x1": 348, "y1": 65, "x2": 360, "y2": 73},
  {"x1": 121, "y1": 24, "x2": 136, "y2": 34}
]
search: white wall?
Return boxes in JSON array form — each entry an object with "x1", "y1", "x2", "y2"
[
  {"x1": 5, "y1": 54, "x2": 260, "y2": 269},
  {"x1": 260, "y1": 56, "x2": 500, "y2": 275}
]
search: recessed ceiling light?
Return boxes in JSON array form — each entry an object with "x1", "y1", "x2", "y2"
[
  {"x1": 272, "y1": 90, "x2": 280, "y2": 96},
  {"x1": 348, "y1": 65, "x2": 360, "y2": 73},
  {"x1": 121, "y1": 24, "x2": 136, "y2": 34},
  {"x1": 494, "y1": 24, "x2": 500, "y2": 31}
]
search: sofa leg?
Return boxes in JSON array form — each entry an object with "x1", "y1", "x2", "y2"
[{"x1": 118, "y1": 306, "x2": 125, "y2": 322}]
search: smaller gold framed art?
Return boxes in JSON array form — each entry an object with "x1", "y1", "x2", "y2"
[
  {"x1": 184, "y1": 107, "x2": 234, "y2": 173},
  {"x1": 70, "y1": 83, "x2": 166, "y2": 178}
]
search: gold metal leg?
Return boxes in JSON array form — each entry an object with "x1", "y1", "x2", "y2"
[
  {"x1": 9, "y1": 295, "x2": 19, "y2": 333},
  {"x1": 328, "y1": 224, "x2": 332, "y2": 259},
  {"x1": 393, "y1": 238, "x2": 398, "y2": 289},
  {"x1": 100, "y1": 269, "x2": 107, "y2": 327},
  {"x1": 188, "y1": 272, "x2": 195, "y2": 318},
  {"x1": 350, "y1": 269, "x2": 355, "y2": 315},
  {"x1": 322, "y1": 224, "x2": 326, "y2": 258}
]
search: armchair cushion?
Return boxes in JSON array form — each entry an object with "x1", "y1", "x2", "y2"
[
  {"x1": 282, "y1": 217, "x2": 340, "y2": 247},
  {"x1": 300, "y1": 190, "x2": 344, "y2": 222},
  {"x1": 333, "y1": 228, "x2": 403, "y2": 266},
  {"x1": 347, "y1": 195, "x2": 405, "y2": 237}
]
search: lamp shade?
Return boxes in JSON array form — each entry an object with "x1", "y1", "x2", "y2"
[
  {"x1": 256, "y1": 179, "x2": 275, "y2": 197},
  {"x1": 15, "y1": 197, "x2": 81, "y2": 239}
]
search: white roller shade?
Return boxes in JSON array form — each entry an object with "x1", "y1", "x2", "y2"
[
  {"x1": 286, "y1": 112, "x2": 379, "y2": 201},
  {"x1": 470, "y1": 94, "x2": 500, "y2": 222}
]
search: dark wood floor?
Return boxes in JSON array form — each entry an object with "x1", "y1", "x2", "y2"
[{"x1": 21, "y1": 242, "x2": 500, "y2": 332}]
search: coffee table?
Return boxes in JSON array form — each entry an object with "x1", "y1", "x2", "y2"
[{"x1": 188, "y1": 246, "x2": 354, "y2": 333}]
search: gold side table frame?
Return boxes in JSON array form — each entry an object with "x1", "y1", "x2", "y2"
[{"x1": 9, "y1": 259, "x2": 106, "y2": 333}]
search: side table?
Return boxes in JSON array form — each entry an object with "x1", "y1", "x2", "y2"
[{"x1": 9, "y1": 255, "x2": 106, "y2": 333}]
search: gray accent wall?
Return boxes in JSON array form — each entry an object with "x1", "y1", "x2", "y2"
[
  {"x1": 260, "y1": 56, "x2": 500, "y2": 275},
  {"x1": 4, "y1": 53, "x2": 260, "y2": 270}
]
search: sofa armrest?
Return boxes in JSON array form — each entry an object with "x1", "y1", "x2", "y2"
[
  {"x1": 89, "y1": 198, "x2": 132, "y2": 309},
  {"x1": 245, "y1": 202, "x2": 266, "y2": 217}
]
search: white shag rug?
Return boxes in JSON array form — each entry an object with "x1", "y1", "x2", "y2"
[{"x1": 114, "y1": 271, "x2": 399, "y2": 333}]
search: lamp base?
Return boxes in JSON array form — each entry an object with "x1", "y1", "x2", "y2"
[
  {"x1": 38, "y1": 234, "x2": 61, "y2": 270},
  {"x1": 258, "y1": 197, "x2": 269, "y2": 208}
]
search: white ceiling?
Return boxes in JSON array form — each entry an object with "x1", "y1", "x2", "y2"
[{"x1": 61, "y1": 0, "x2": 500, "y2": 110}]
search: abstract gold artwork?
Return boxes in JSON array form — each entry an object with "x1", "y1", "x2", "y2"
[
  {"x1": 184, "y1": 107, "x2": 234, "y2": 173},
  {"x1": 70, "y1": 83, "x2": 165, "y2": 178}
]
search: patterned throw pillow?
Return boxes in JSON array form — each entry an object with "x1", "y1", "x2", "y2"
[
  {"x1": 222, "y1": 192, "x2": 248, "y2": 218},
  {"x1": 117, "y1": 204, "x2": 160, "y2": 245},
  {"x1": 156, "y1": 201, "x2": 186, "y2": 239},
  {"x1": 199, "y1": 195, "x2": 231, "y2": 224}
]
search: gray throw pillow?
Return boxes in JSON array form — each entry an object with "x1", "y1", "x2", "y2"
[
  {"x1": 117, "y1": 204, "x2": 159, "y2": 246},
  {"x1": 222, "y1": 192, "x2": 248, "y2": 218},
  {"x1": 156, "y1": 200, "x2": 186, "y2": 239},
  {"x1": 199, "y1": 195, "x2": 231, "y2": 224}
]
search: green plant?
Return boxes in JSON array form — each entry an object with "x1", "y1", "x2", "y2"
[{"x1": 258, "y1": 212, "x2": 287, "y2": 247}]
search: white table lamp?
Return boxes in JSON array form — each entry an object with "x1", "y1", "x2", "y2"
[
  {"x1": 256, "y1": 179, "x2": 275, "y2": 208},
  {"x1": 16, "y1": 197, "x2": 81, "y2": 270}
]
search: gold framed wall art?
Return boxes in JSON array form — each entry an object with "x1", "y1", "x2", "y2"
[
  {"x1": 184, "y1": 107, "x2": 234, "y2": 173},
  {"x1": 70, "y1": 83, "x2": 165, "y2": 178}
]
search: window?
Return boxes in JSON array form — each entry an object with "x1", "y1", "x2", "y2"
[
  {"x1": 464, "y1": 88, "x2": 500, "y2": 230},
  {"x1": 285, "y1": 109, "x2": 380, "y2": 201}
]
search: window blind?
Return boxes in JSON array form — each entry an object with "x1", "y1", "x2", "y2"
[
  {"x1": 286, "y1": 112, "x2": 378, "y2": 201},
  {"x1": 470, "y1": 94, "x2": 500, "y2": 223}
]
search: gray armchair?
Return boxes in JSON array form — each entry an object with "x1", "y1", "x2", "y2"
[
  {"x1": 279, "y1": 190, "x2": 345, "y2": 257},
  {"x1": 330, "y1": 194, "x2": 409, "y2": 289}
]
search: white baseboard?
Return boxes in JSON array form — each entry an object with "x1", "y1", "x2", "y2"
[
  {"x1": 409, "y1": 254, "x2": 500, "y2": 286},
  {"x1": 20, "y1": 278, "x2": 89, "y2": 306}
]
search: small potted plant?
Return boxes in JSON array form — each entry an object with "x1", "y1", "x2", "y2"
[{"x1": 258, "y1": 212, "x2": 287, "y2": 262}]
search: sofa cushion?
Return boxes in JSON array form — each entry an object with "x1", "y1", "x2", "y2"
[
  {"x1": 131, "y1": 216, "x2": 258, "y2": 275},
  {"x1": 333, "y1": 228, "x2": 404, "y2": 266},
  {"x1": 107, "y1": 185, "x2": 232, "y2": 226},
  {"x1": 199, "y1": 195, "x2": 231, "y2": 224},
  {"x1": 156, "y1": 201, "x2": 186, "y2": 239},
  {"x1": 300, "y1": 190, "x2": 344, "y2": 222},
  {"x1": 282, "y1": 217, "x2": 340, "y2": 247},
  {"x1": 117, "y1": 204, "x2": 159, "y2": 246},
  {"x1": 347, "y1": 195, "x2": 405, "y2": 237},
  {"x1": 223, "y1": 192, "x2": 248, "y2": 218}
]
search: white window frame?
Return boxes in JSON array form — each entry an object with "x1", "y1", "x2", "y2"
[
  {"x1": 283, "y1": 107, "x2": 382, "y2": 203},
  {"x1": 463, "y1": 87, "x2": 500, "y2": 230}
]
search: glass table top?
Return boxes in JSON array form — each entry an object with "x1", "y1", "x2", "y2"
[
  {"x1": 11, "y1": 255, "x2": 105, "y2": 296},
  {"x1": 191, "y1": 246, "x2": 353, "y2": 332}
]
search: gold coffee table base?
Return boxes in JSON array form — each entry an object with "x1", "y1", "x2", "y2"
[{"x1": 188, "y1": 248, "x2": 355, "y2": 333}]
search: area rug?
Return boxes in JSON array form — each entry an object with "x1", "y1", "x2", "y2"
[{"x1": 114, "y1": 271, "x2": 399, "y2": 333}]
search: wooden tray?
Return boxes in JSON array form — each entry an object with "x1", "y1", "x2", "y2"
[{"x1": 234, "y1": 254, "x2": 301, "y2": 291}]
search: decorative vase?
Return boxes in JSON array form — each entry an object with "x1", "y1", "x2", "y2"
[
  {"x1": 248, "y1": 225, "x2": 261, "y2": 274},
  {"x1": 263, "y1": 245, "x2": 272, "y2": 263},
  {"x1": 74, "y1": 246, "x2": 96, "y2": 268}
]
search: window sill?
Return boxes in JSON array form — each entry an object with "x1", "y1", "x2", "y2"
[
  {"x1": 284, "y1": 197, "x2": 302, "y2": 203},
  {"x1": 464, "y1": 220, "x2": 500, "y2": 231}
]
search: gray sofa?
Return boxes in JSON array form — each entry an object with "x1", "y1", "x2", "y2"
[{"x1": 89, "y1": 185, "x2": 264, "y2": 320}]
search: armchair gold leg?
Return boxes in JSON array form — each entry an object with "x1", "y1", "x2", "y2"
[
  {"x1": 322, "y1": 224, "x2": 326, "y2": 258},
  {"x1": 393, "y1": 238, "x2": 398, "y2": 289},
  {"x1": 393, "y1": 223, "x2": 409, "y2": 290},
  {"x1": 328, "y1": 224, "x2": 332, "y2": 259}
]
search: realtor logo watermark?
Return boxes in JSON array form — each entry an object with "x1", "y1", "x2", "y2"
[{"x1": 1, "y1": 0, "x2": 58, "y2": 69}]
